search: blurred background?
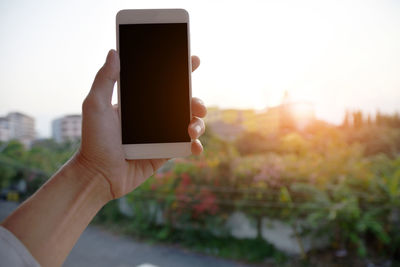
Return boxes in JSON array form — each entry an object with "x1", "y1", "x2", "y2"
[{"x1": 0, "y1": 0, "x2": 399, "y2": 266}]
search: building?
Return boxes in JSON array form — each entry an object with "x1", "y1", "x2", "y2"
[
  {"x1": 206, "y1": 108, "x2": 252, "y2": 140},
  {"x1": 253, "y1": 101, "x2": 315, "y2": 133},
  {"x1": 0, "y1": 112, "x2": 36, "y2": 147},
  {"x1": 205, "y1": 92, "x2": 315, "y2": 139},
  {"x1": 0, "y1": 117, "x2": 10, "y2": 142},
  {"x1": 52, "y1": 115, "x2": 82, "y2": 143},
  {"x1": 208, "y1": 120, "x2": 245, "y2": 141}
]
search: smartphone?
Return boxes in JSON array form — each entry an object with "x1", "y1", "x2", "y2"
[{"x1": 116, "y1": 9, "x2": 192, "y2": 159}]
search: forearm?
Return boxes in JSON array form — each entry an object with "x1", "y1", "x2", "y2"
[{"x1": 1, "y1": 156, "x2": 111, "y2": 267}]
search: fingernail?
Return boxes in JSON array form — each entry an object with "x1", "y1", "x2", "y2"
[{"x1": 194, "y1": 125, "x2": 201, "y2": 135}]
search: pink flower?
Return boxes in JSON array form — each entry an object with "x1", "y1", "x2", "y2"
[
  {"x1": 193, "y1": 189, "x2": 218, "y2": 217},
  {"x1": 181, "y1": 173, "x2": 191, "y2": 187}
]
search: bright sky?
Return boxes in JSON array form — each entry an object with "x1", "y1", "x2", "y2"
[{"x1": 0, "y1": 0, "x2": 399, "y2": 137}]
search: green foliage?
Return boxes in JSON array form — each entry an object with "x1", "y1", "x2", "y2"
[
  {"x1": 235, "y1": 132, "x2": 278, "y2": 155},
  {"x1": 0, "y1": 141, "x2": 27, "y2": 189},
  {"x1": 94, "y1": 199, "x2": 124, "y2": 223},
  {"x1": 119, "y1": 120, "x2": 400, "y2": 260},
  {"x1": 342, "y1": 111, "x2": 400, "y2": 156},
  {"x1": 0, "y1": 139, "x2": 78, "y2": 197},
  {"x1": 2, "y1": 111, "x2": 400, "y2": 263},
  {"x1": 180, "y1": 235, "x2": 284, "y2": 263}
]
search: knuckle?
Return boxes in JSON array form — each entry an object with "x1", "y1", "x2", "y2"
[
  {"x1": 201, "y1": 120, "x2": 206, "y2": 131},
  {"x1": 82, "y1": 95, "x2": 103, "y2": 113},
  {"x1": 199, "y1": 118, "x2": 205, "y2": 127},
  {"x1": 193, "y1": 116, "x2": 205, "y2": 128}
]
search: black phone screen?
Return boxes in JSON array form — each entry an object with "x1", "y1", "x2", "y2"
[{"x1": 119, "y1": 23, "x2": 190, "y2": 144}]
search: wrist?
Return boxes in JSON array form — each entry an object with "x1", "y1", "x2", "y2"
[{"x1": 66, "y1": 152, "x2": 113, "y2": 205}]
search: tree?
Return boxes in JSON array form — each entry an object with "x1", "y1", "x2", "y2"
[
  {"x1": 236, "y1": 132, "x2": 278, "y2": 155},
  {"x1": 353, "y1": 111, "x2": 363, "y2": 129},
  {"x1": 0, "y1": 141, "x2": 26, "y2": 189},
  {"x1": 342, "y1": 110, "x2": 351, "y2": 128}
]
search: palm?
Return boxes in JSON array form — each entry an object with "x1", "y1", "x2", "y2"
[
  {"x1": 108, "y1": 106, "x2": 167, "y2": 197},
  {"x1": 78, "y1": 51, "x2": 205, "y2": 199}
]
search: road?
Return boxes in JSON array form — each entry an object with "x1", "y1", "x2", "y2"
[{"x1": 0, "y1": 201, "x2": 252, "y2": 267}]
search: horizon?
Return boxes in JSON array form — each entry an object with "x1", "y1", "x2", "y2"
[
  {"x1": 1, "y1": 0, "x2": 399, "y2": 137},
  {"x1": 2, "y1": 100, "x2": 398, "y2": 140}
]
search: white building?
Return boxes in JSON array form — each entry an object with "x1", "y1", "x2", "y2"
[
  {"x1": 0, "y1": 117, "x2": 10, "y2": 142},
  {"x1": 52, "y1": 115, "x2": 82, "y2": 143},
  {"x1": 0, "y1": 112, "x2": 36, "y2": 147}
]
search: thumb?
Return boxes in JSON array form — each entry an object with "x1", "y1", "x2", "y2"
[{"x1": 88, "y1": 50, "x2": 120, "y2": 106}]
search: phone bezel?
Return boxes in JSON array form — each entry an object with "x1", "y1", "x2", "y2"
[{"x1": 116, "y1": 9, "x2": 192, "y2": 159}]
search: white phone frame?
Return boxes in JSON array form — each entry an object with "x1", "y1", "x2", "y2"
[{"x1": 116, "y1": 9, "x2": 192, "y2": 160}]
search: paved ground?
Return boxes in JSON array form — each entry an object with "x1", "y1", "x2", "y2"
[{"x1": 0, "y1": 201, "x2": 252, "y2": 267}]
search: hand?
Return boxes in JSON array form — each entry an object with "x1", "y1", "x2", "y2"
[{"x1": 74, "y1": 50, "x2": 206, "y2": 200}]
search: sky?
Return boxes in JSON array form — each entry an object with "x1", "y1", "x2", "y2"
[{"x1": 0, "y1": 0, "x2": 399, "y2": 137}]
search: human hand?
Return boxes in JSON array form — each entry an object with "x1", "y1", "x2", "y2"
[{"x1": 74, "y1": 50, "x2": 206, "y2": 200}]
